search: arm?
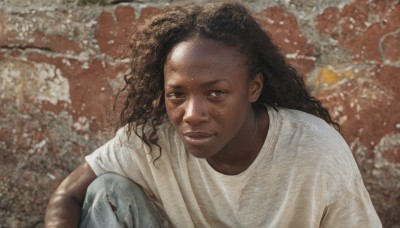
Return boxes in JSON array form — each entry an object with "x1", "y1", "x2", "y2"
[{"x1": 45, "y1": 161, "x2": 97, "y2": 228}]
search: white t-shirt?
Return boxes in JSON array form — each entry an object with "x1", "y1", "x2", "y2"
[{"x1": 86, "y1": 107, "x2": 381, "y2": 227}]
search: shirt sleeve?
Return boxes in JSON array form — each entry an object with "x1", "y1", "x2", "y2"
[
  {"x1": 320, "y1": 170, "x2": 382, "y2": 228},
  {"x1": 85, "y1": 127, "x2": 147, "y2": 178},
  {"x1": 84, "y1": 125, "x2": 165, "y2": 194},
  {"x1": 85, "y1": 127, "x2": 123, "y2": 176},
  {"x1": 319, "y1": 127, "x2": 382, "y2": 227}
]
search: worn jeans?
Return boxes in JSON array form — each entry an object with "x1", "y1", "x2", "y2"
[{"x1": 79, "y1": 173, "x2": 165, "y2": 228}]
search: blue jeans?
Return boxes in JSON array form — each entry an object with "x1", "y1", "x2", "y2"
[{"x1": 79, "y1": 173, "x2": 165, "y2": 228}]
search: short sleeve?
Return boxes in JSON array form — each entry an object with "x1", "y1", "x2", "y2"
[
  {"x1": 85, "y1": 127, "x2": 146, "y2": 178},
  {"x1": 85, "y1": 128, "x2": 123, "y2": 176},
  {"x1": 320, "y1": 174, "x2": 382, "y2": 228}
]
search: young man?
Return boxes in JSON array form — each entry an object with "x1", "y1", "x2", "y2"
[{"x1": 45, "y1": 2, "x2": 381, "y2": 227}]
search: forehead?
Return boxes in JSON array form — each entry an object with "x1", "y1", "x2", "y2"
[{"x1": 164, "y1": 38, "x2": 247, "y2": 74}]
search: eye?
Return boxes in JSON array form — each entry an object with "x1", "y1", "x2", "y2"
[
  {"x1": 166, "y1": 92, "x2": 186, "y2": 101},
  {"x1": 208, "y1": 90, "x2": 227, "y2": 97}
]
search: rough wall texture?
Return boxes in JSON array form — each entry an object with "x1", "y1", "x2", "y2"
[{"x1": 0, "y1": 0, "x2": 399, "y2": 227}]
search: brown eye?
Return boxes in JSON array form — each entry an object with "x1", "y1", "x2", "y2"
[
  {"x1": 208, "y1": 90, "x2": 226, "y2": 97},
  {"x1": 166, "y1": 92, "x2": 186, "y2": 101}
]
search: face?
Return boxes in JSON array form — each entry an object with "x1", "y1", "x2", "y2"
[{"x1": 163, "y1": 37, "x2": 262, "y2": 159}]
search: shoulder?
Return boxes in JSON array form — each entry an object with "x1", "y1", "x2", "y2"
[
  {"x1": 268, "y1": 107, "x2": 360, "y2": 188},
  {"x1": 117, "y1": 121, "x2": 177, "y2": 149},
  {"x1": 273, "y1": 107, "x2": 336, "y2": 134},
  {"x1": 270, "y1": 107, "x2": 345, "y2": 151},
  {"x1": 114, "y1": 121, "x2": 184, "y2": 165},
  {"x1": 272, "y1": 107, "x2": 345, "y2": 150}
]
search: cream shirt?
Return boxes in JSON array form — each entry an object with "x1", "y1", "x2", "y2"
[{"x1": 86, "y1": 107, "x2": 381, "y2": 227}]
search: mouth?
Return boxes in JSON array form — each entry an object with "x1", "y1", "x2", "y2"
[{"x1": 182, "y1": 131, "x2": 215, "y2": 146}]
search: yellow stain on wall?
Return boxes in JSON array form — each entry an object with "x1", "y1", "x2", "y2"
[
  {"x1": 315, "y1": 67, "x2": 355, "y2": 87},
  {"x1": 343, "y1": 71, "x2": 355, "y2": 78},
  {"x1": 317, "y1": 68, "x2": 340, "y2": 86}
]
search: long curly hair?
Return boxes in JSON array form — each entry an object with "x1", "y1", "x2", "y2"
[{"x1": 116, "y1": 1, "x2": 339, "y2": 157}]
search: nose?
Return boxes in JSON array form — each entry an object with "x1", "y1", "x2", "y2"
[{"x1": 183, "y1": 95, "x2": 208, "y2": 125}]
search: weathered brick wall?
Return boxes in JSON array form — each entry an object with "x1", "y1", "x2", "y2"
[{"x1": 0, "y1": 0, "x2": 399, "y2": 227}]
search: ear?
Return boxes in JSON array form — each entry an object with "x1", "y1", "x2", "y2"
[{"x1": 248, "y1": 73, "x2": 263, "y2": 102}]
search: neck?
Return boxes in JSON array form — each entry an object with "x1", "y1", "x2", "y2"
[{"x1": 207, "y1": 105, "x2": 269, "y2": 175}]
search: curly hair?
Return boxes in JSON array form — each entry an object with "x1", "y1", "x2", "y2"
[{"x1": 116, "y1": 1, "x2": 339, "y2": 157}]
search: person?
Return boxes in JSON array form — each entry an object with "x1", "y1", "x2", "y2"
[{"x1": 44, "y1": 1, "x2": 382, "y2": 227}]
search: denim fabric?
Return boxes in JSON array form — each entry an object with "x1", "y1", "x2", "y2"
[{"x1": 79, "y1": 173, "x2": 164, "y2": 228}]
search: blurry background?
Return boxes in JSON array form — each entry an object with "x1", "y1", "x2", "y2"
[{"x1": 0, "y1": 0, "x2": 399, "y2": 227}]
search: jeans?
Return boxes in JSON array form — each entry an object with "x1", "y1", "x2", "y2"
[{"x1": 79, "y1": 173, "x2": 165, "y2": 228}]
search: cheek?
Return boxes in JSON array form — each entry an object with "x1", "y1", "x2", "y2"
[
  {"x1": 224, "y1": 96, "x2": 249, "y2": 122},
  {"x1": 209, "y1": 102, "x2": 237, "y2": 126},
  {"x1": 209, "y1": 106, "x2": 223, "y2": 120},
  {"x1": 165, "y1": 102, "x2": 181, "y2": 124}
]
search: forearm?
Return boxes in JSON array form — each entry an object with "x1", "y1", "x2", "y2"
[
  {"x1": 45, "y1": 192, "x2": 83, "y2": 228},
  {"x1": 45, "y1": 162, "x2": 96, "y2": 227}
]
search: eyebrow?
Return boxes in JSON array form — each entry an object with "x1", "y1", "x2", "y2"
[
  {"x1": 201, "y1": 79, "x2": 231, "y2": 87},
  {"x1": 166, "y1": 79, "x2": 231, "y2": 89}
]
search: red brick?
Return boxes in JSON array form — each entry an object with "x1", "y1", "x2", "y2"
[
  {"x1": 138, "y1": 6, "x2": 161, "y2": 24},
  {"x1": 380, "y1": 31, "x2": 400, "y2": 63},
  {"x1": 316, "y1": 0, "x2": 400, "y2": 62},
  {"x1": 318, "y1": 65, "x2": 400, "y2": 157},
  {"x1": 23, "y1": 53, "x2": 126, "y2": 130},
  {"x1": 0, "y1": 49, "x2": 23, "y2": 58},
  {"x1": 0, "y1": 11, "x2": 82, "y2": 54},
  {"x1": 0, "y1": 11, "x2": 6, "y2": 39},
  {"x1": 255, "y1": 7, "x2": 315, "y2": 77},
  {"x1": 95, "y1": 6, "x2": 136, "y2": 59},
  {"x1": 32, "y1": 31, "x2": 82, "y2": 53},
  {"x1": 375, "y1": 65, "x2": 400, "y2": 101},
  {"x1": 382, "y1": 145, "x2": 400, "y2": 164},
  {"x1": 315, "y1": 7, "x2": 341, "y2": 40},
  {"x1": 115, "y1": 5, "x2": 137, "y2": 26},
  {"x1": 286, "y1": 58, "x2": 315, "y2": 78}
]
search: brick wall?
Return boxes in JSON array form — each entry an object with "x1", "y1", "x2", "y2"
[{"x1": 0, "y1": 0, "x2": 399, "y2": 227}]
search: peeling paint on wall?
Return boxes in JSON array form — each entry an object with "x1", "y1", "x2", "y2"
[{"x1": 0, "y1": 61, "x2": 71, "y2": 106}]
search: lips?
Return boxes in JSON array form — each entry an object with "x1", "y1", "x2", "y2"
[{"x1": 182, "y1": 131, "x2": 215, "y2": 146}]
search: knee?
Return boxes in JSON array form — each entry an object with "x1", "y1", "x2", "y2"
[
  {"x1": 88, "y1": 173, "x2": 140, "y2": 192},
  {"x1": 81, "y1": 174, "x2": 164, "y2": 227},
  {"x1": 86, "y1": 173, "x2": 143, "y2": 200}
]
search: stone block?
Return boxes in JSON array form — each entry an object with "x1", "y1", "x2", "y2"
[
  {"x1": 316, "y1": 0, "x2": 400, "y2": 63},
  {"x1": 0, "y1": 9, "x2": 84, "y2": 54},
  {"x1": 95, "y1": 5, "x2": 136, "y2": 58},
  {"x1": 255, "y1": 6, "x2": 315, "y2": 77}
]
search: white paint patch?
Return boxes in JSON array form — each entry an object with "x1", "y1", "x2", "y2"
[
  {"x1": 286, "y1": 52, "x2": 316, "y2": 61},
  {"x1": 28, "y1": 139, "x2": 47, "y2": 154},
  {"x1": 0, "y1": 61, "x2": 71, "y2": 106},
  {"x1": 73, "y1": 116, "x2": 90, "y2": 132},
  {"x1": 35, "y1": 64, "x2": 71, "y2": 105},
  {"x1": 266, "y1": 18, "x2": 275, "y2": 24},
  {"x1": 47, "y1": 173, "x2": 56, "y2": 180},
  {"x1": 374, "y1": 133, "x2": 400, "y2": 167}
]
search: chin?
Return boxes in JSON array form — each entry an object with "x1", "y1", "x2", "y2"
[{"x1": 185, "y1": 147, "x2": 215, "y2": 159}]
